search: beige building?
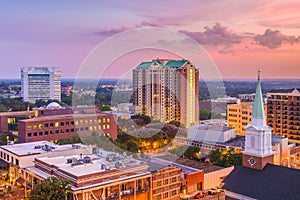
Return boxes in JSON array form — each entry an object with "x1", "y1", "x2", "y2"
[
  {"x1": 133, "y1": 59, "x2": 199, "y2": 127},
  {"x1": 267, "y1": 88, "x2": 300, "y2": 141},
  {"x1": 227, "y1": 102, "x2": 267, "y2": 136}
]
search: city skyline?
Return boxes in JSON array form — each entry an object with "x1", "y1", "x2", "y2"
[{"x1": 1, "y1": 1, "x2": 300, "y2": 79}]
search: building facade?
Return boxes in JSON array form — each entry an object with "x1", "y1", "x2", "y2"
[
  {"x1": 17, "y1": 104, "x2": 117, "y2": 143},
  {"x1": 267, "y1": 88, "x2": 300, "y2": 141},
  {"x1": 21, "y1": 67, "x2": 61, "y2": 102},
  {"x1": 133, "y1": 59, "x2": 199, "y2": 127},
  {"x1": 227, "y1": 102, "x2": 267, "y2": 136}
]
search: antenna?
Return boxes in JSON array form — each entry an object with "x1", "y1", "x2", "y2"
[{"x1": 258, "y1": 69, "x2": 261, "y2": 80}]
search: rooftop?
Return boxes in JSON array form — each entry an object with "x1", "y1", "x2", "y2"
[
  {"x1": 268, "y1": 88, "x2": 300, "y2": 94},
  {"x1": 0, "y1": 141, "x2": 84, "y2": 156},
  {"x1": 146, "y1": 157, "x2": 200, "y2": 174},
  {"x1": 35, "y1": 149, "x2": 144, "y2": 177},
  {"x1": 136, "y1": 59, "x2": 189, "y2": 69},
  {"x1": 156, "y1": 155, "x2": 223, "y2": 173},
  {"x1": 19, "y1": 112, "x2": 112, "y2": 123},
  {"x1": 222, "y1": 164, "x2": 300, "y2": 200}
]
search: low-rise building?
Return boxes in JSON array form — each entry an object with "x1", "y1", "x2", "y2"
[
  {"x1": 17, "y1": 103, "x2": 117, "y2": 143},
  {"x1": 0, "y1": 141, "x2": 91, "y2": 185},
  {"x1": 188, "y1": 124, "x2": 236, "y2": 143}
]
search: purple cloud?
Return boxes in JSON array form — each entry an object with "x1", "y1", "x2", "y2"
[
  {"x1": 254, "y1": 29, "x2": 300, "y2": 49},
  {"x1": 180, "y1": 23, "x2": 244, "y2": 47}
]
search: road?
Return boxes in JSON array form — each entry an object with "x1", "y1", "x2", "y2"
[{"x1": 190, "y1": 193, "x2": 225, "y2": 200}]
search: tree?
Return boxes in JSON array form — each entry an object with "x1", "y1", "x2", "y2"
[
  {"x1": 29, "y1": 176, "x2": 71, "y2": 200},
  {"x1": 199, "y1": 110, "x2": 211, "y2": 120},
  {"x1": 100, "y1": 105, "x2": 112, "y2": 111}
]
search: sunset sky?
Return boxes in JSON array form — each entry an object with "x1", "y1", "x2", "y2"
[{"x1": 1, "y1": 0, "x2": 300, "y2": 79}]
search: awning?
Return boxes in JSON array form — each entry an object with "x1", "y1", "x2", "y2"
[{"x1": 16, "y1": 177, "x2": 25, "y2": 185}]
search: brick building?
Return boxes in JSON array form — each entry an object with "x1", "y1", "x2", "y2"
[{"x1": 17, "y1": 103, "x2": 117, "y2": 143}]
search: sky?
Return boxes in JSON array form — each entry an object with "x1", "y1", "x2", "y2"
[{"x1": 0, "y1": 0, "x2": 300, "y2": 79}]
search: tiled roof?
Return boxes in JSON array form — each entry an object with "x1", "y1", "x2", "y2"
[
  {"x1": 136, "y1": 59, "x2": 188, "y2": 69},
  {"x1": 165, "y1": 59, "x2": 188, "y2": 68}
]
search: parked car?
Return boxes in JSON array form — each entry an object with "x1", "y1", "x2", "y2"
[
  {"x1": 207, "y1": 188, "x2": 225, "y2": 195},
  {"x1": 194, "y1": 191, "x2": 206, "y2": 199}
]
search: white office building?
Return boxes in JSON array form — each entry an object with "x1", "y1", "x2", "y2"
[{"x1": 21, "y1": 67, "x2": 61, "y2": 103}]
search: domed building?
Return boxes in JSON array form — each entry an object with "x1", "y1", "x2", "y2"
[{"x1": 46, "y1": 102, "x2": 62, "y2": 109}]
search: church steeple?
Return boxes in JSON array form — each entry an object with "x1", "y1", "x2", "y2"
[
  {"x1": 243, "y1": 70, "x2": 274, "y2": 170},
  {"x1": 251, "y1": 69, "x2": 266, "y2": 126}
]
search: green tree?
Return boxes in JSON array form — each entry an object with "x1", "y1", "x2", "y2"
[
  {"x1": 100, "y1": 105, "x2": 112, "y2": 111},
  {"x1": 199, "y1": 110, "x2": 211, "y2": 120},
  {"x1": 29, "y1": 176, "x2": 71, "y2": 200},
  {"x1": 0, "y1": 104, "x2": 6, "y2": 112}
]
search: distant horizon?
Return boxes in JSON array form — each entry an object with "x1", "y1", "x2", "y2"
[{"x1": 1, "y1": 78, "x2": 300, "y2": 82}]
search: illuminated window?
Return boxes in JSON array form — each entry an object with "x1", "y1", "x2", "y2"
[
  {"x1": 38, "y1": 124, "x2": 43, "y2": 129},
  {"x1": 27, "y1": 125, "x2": 32, "y2": 130},
  {"x1": 33, "y1": 124, "x2": 38, "y2": 129},
  {"x1": 103, "y1": 118, "x2": 106, "y2": 123},
  {"x1": 156, "y1": 181, "x2": 162, "y2": 187},
  {"x1": 98, "y1": 119, "x2": 102, "y2": 123},
  {"x1": 54, "y1": 122, "x2": 59, "y2": 127},
  {"x1": 89, "y1": 120, "x2": 93, "y2": 124},
  {"x1": 75, "y1": 121, "x2": 79, "y2": 125},
  {"x1": 171, "y1": 177, "x2": 177, "y2": 183},
  {"x1": 171, "y1": 190, "x2": 177, "y2": 196},
  {"x1": 107, "y1": 118, "x2": 110, "y2": 122},
  {"x1": 102, "y1": 125, "x2": 106, "y2": 129},
  {"x1": 107, "y1": 125, "x2": 110, "y2": 129}
]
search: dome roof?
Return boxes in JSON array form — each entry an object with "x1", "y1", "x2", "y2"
[{"x1": 46, "y1": 102, "x2": 61, "y2": 109}]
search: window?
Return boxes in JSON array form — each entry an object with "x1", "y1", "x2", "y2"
[
  {"x1": 45, "y1": 131, "x2": 49, "y2": 135},
  {"x1": 66, "y1": 122, "x2": 69, "y2": 126},
  {"x1": 39, "y1": 132, "x2": 43, "y2": 136},
  {"x1": 44, "y1": 124, "x2": 48, "y2": 128},
  {"x1": 121, "y1": 184, "x2": 126, "y2": 191},
  {"x1": 50, "y1": 123, "x2": 54, "y2": 127},
  {"x1": 28, "y1": 133, "x2": 32, "y2": 137},
  {"x1": 156, "y1": 194, "x2": 161, "y2": 200},
  {"x1": 33, "y1": 132, "x2": 37, "y2": 137},
  {"x1": 55, "y1": 130, "x2": 59, "y2": 134},
  {"x1": 107, "y1": 125, "x2": 110, "y2": 129},
  {"x1": 171, "y1": 190, "x2": 177, "y2": 196},
  {"x1": 251, "y1": 136, "x2": 255, "y2": 148},
  {"x1": 15, "y1": 159, "x2": 19, "y2": 166},
  {"x1": 164, "y1": 192, "x2": 169, "y2": 198},
  {"x1": 156, "y1": 181, "x2": 162, "y2": 187},
  {"x1": 7, "y1": 155, "x2": 9, "y2": 162},
  {"x1": 164, "y1": 179, "x2": 169, "y2": 185},
  {"x1": 55, "y1": 122, "x2": 59, "y2": 127},
  {"x1": 60, "y1": 122, "x2": 64, "y2": 126},
  {"x1": 107, "y1": 118, "x2": 110, "y2": 122},
  {"x1": 171, "y1": 177, "x2": 177, "y2": 183}
]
